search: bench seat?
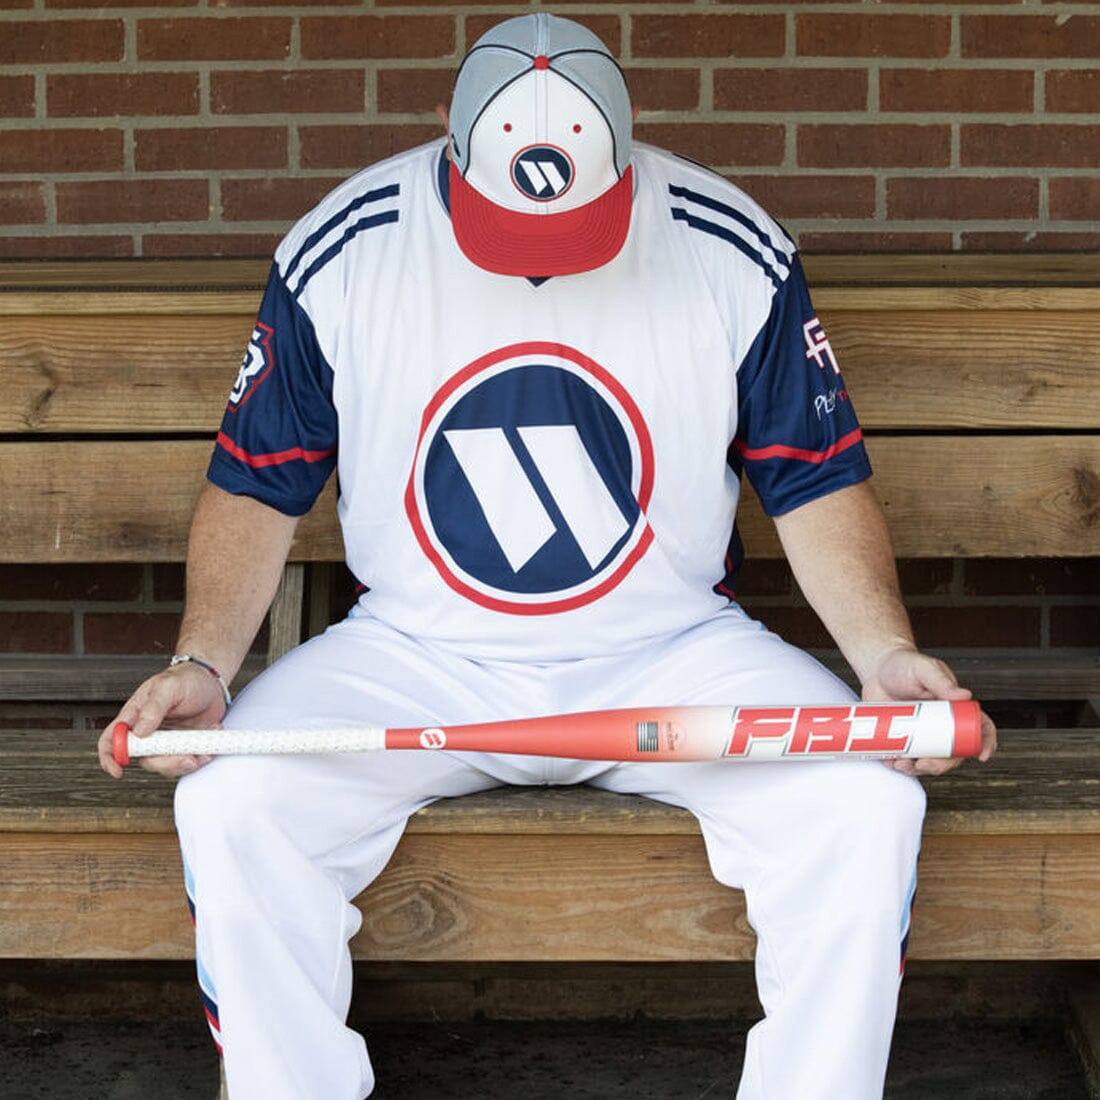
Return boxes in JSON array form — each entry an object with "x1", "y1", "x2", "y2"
[{"x1": 1, "y1": 727, "x2": 1097, "y2": 964}]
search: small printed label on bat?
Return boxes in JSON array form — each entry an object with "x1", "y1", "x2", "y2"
[
  {"x1": 420, "y1": 728, "x2": 448, "y2": 749},
  {"x1": 726, "y1": 705, "x2": 918, "y2": 757}
]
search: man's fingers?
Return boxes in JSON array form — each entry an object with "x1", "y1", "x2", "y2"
[{"x1": 137, "y1": 753, "x2": 213, "y2": 779}]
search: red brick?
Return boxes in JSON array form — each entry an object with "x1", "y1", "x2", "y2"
[
  {"x1": 715, "y1": 68, "x2": 867, "y2": 113},
  {"x1": 378, "y1": 0, "x2": 513, "y2": 5},
  {"x1": 1050, "y1": 178, "x2": 1100, "y2": 221},
  {"x1": 0, "y1": 19, "x2": 123, "y2": 62},
  {"x1": 301, "y1": 15, "x2": 454, "y2": 60},
  {"x1": 0, "y1": 613, "x2": 72, "y2": 654},
  {"x1": 152, "y1": 564, "x2": 186, "y2": 602},
  {"x1": 730, "y1": 559, "x2": 793, "y2": 598},
  {"x1": 727, "y1": 174, "x2": 875, "y2": 219},
  {"x1": 135, "y1": 126, "x2": 287, "y2": 171},
  {"x1": 963, "y1": 15, "x2": 1100, "y2": 59},
  {"x1": 0, "y1": 563, "x2": 143, "y2": 601},
  {"x1": 880, "y1": 69, "x2": 1034, "y2": 114},
  {"x1": 83, "y1": 612, "x2": 177, "y2": 655},
  {"x1": 750, "y1": 607, "x2": 833, "y2": 650},
  {"x1": 624, "y1": 68, "x2": 701, "y2": 113},
  {"x1": 1051, "y1": 606, "x2": 1100, "y2": 648},
  {"x1": 964, "y1": 559, "x2": 1100, "y2": 598},
  {"x1": 48, "y1": 73, "x2": 199, "y2": 118},
  {"x1": 377, "y1": 68, "x2": 459, "y2": 114},
  {"x1": 0, "y1": 182, "x2": 45, "y2": 224},
  {"x1": 0, "y1": 235, "x2": 133, "y2": 258},
  {"x1": 142, "y1": 232, "x2": 282, "y2": 258},
  {"x1": 888, "y1": 177, "x2": 1039, "y2": 220},
  {"x1": 299, "y1": 124, "x2": 442, "y2": 169},
  {"x1": 908, "y1": 606, "x2": 1041, "y2": 648},
  {"x1": 468, "y1": 13, "x2": 619, "y2": 53},
  {"x1": 799, "y1": 231, "x2": 955, "y2": 253},
  {"x1": 634, "y1": 122, "x2": 785, "y2": 167},
  {"x1": 799, "y1": 125, "x2": 950, "y2": 168},
  {"x1": 1047, "y1": 70, "x2": 1100, "y2": 113},
  {"x1": 206, "y1": 0, "x2": 353, "y2": 6},
  {"x1": 798, "y1": 14, "x2": 950, "y2": 59},
  {"x1": 212, "y1": 70, "x2": 365, "y2": 115},
  {"x1": 962, "y1": 124, "x2": 1099, "y2": 168},
  {"x1": 221, "y1": 176, "x2": 345, "y2": 222},
  {"x1": 0, "y1": 75, "x2": 34, "y2": 117},
  {"x1": 0, "y1": 129, "x2": 123, "y2": 173},
  {"x1": 897, "y1": 560, "x2": 956, "y2": 597},
  {"x1": 57, "y1": 179, "x2": 209, "y2": 225},
  {"x1": 138, "y1": 17, "x2": 291, "y2": 61},
  {"x1": 47, "y1": 0, "x2": 196, "y2": 6},
  {"x1": 961, "y1": 230, "x2": 1100, "y2": 251},
  {"x1": 633, "y1": 15, "x2": 784, "y2": 59}
]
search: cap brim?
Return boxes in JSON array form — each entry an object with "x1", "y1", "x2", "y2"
[{"x1": 450, "y1": 162, "x2": 632, "y2": 277}]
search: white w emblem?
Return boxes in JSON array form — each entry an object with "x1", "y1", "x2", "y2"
[
  {"x1": 444, "y1": 426, "x2": 629, "y2": 573},
  {"x1": 512, "y1": 147, "x2": 574, "y2": 201}
]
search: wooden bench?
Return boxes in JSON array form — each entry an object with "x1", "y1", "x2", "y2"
[{"x1": 0, "y1": 255, "x2": 1098, "y2": 1079}]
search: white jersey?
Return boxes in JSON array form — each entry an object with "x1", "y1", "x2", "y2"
[{"x1": 210, "y1": 139, "x2": 869, "y2": 660}]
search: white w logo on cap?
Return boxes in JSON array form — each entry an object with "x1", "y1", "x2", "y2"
[{"x1": 512, "y1": 147, "x2": 574, "y2": 201}]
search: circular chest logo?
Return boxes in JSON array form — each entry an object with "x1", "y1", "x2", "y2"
[
  {"x1": 405, "y1": 343, "x2": 654, "y2": 616},
  {"x1": 511, "y1": 146, "x2": 575, "y2": 202}
]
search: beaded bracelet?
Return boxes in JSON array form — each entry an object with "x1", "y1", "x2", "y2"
[{"x1": 169, "y1": 654, "x2": 233, "y2": 707}]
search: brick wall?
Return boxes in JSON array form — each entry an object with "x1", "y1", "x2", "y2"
[{"x1": 1, "y1": 1, "x2": 1098, "y2": 257}]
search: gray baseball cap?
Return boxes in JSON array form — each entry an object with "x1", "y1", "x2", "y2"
[{"x1": 448, "y1": 14, "x2": 634, "y2": 276}]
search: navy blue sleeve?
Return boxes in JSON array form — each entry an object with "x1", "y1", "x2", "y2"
[
  {"x1": 207, "y1": 264, "x2": 338, "y2": 516},
  {"x1": 733, "y1": 256, "x2": 871, "y2": 517}
]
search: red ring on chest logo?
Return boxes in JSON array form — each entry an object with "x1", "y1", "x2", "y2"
[{"x1": 405, "y1": 342, "x2": 654, "y2": 616}]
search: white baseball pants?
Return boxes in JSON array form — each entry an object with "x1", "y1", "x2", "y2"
[{"x1": 174, "y1": 607, "x2": 925, "y2": 1100}]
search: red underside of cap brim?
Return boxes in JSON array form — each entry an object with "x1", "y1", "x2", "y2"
[{"x1": 450, "y1": 163, "x2": 633, "y2": 277}]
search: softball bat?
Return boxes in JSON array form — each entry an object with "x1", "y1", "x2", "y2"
[{"x1": 113, "y1": 699, "x2": 981, "y2": 766}]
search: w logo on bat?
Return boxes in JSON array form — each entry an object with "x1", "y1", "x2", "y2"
[
  {"x1": 419, "y1": 728, "x2": 447, "y2": 749},
  {"x1": 511, "y1": 146, "x2": 574, "y2": 201}
]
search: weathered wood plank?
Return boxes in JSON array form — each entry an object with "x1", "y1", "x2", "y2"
[
  {"x1": 2, "y1": 436, "x2": 1096, "y2": 562},
  {"x1": 820, "y1": 653, "x2": 1100, "y2": 702},
  {"x1": 0, "y1": 654, "x2": 266, "y2": 703},
  {"x1": 1, "y1": 728, "x2": 1096, "y2": 837},
  {"x1": 2, "y1": 827, "x2": 1098, "y2": 961},
  {"x1": 4, "y1": 247, "x2": 1100, "y2": 318},
  {"x1": 0, "y1": 258, "x2": 268, "y2": 291},
  {"x1": 0, "y1": 315, "x2": 250, "y2": 433},
  {"x1": 4, "y1": 285, "x2": 1098, "y2": 316},
  {"x1": 824, "y1": 311, "x2": 1100, "y2": 430},
  {"x1": 0, "y1": 254, "x2": 1095, "y2": 290},
  {"x1": 0, "y1": 440, "x2": 344, "y2": 563},
  {"x1": 4, "y1": 311, "x2": 1098, "y2": 433},
  {"x1": 2, "y1": 254, "x2": 1097, "y2": 292}
]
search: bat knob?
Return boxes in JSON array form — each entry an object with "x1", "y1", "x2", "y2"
[{"x1": 112, "y1": 721, "x2": 131, "y2": 767}]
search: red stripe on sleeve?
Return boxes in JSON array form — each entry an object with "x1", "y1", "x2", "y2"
[
  {"x1": 734, "y1": 427, "x2": 864, "y2": 465},
  {"x1": 216, "y1": 431, "x2": 336, "y2": 469}
]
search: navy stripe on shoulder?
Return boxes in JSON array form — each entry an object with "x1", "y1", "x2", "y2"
[
  {"x1": 284, "y1": 183, "x2": 400, "y2": 285},
  {"x1": 292, "y1": 209, "x2": 400, "y2": 299},
  {"x1": 669, "y1": 183, "x2": 792, "y2": 270},
  {"x1": 670, "y1": 207, "x2": 783, "y2": 290}
]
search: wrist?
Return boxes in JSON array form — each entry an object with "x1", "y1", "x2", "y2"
[
  {"x1": 853, "y1": 637, "x2": 918, "y2": 689},
  {"x1": 169, "y1": 654, "x2": 233, "y2": 708}
]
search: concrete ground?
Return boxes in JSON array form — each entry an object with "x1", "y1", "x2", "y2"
[{"x1": 1, "y1": 1013, "x2": 1091, "y2": 1099}]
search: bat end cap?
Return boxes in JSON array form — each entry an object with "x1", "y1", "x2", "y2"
[
  {"x1": 112, "y1": 721, "x2": 131, "y2": 767},
  {"x1": 952, "y1": 701, "x2": 983, "y2": 758}
]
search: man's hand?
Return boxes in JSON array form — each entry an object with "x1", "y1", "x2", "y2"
[
  {"x1": 97, "y1": 661, "x2": 226, "y2": 780},
  {"x1": 862, "y1": 645, "x2": 997, "y2": 777}
]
